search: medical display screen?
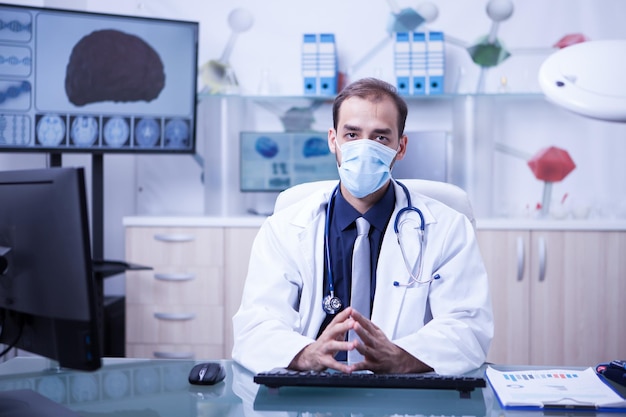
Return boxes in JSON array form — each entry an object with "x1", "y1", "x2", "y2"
[
  {"x1": 0, "y1": 4, "x2": 198, "y2": 154},
  {"x1": 240, "y1": 132, "x2": 339, "y2": 192}
]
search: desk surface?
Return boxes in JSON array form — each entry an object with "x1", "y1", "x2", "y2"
[{"x1": 0, "y1": 357, "x2": 623, "y2": 417}]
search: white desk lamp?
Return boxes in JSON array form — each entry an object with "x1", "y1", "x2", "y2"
[{"x1": 538, "y1": 39, "x2": 626, "y2": 122}]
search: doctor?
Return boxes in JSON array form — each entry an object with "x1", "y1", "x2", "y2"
[{"x1": 232, "y1": 77, "x2": 493, "y2": 375}]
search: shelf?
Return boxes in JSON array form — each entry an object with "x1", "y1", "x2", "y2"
[
  {"x1": 195, "y1": 87, "x2": 616, "y2": 221},
  {"x1": 197, "y1": 92, "x2": 547, "y2": 101}
]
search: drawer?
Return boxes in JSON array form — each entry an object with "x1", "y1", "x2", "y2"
[
  {"x1": 125, "y1": 304, "x2": 224, "y2": 345},
  {"x1": 125, "y1": 266, "x2": 223, "y2": 306},
  {"x1": 125, "y1": 227, "x2": 224, "y2": 267},
  {"x1": 125, "y1": 343, "x2": 224, "y2": 360}
]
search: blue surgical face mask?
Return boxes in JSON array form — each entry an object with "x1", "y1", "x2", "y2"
[{"x1": 338, "y1": 139, "x2": 398, "y2": 198}]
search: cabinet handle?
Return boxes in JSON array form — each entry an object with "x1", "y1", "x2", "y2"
[
  {"x1": 154, "y1": 273, "x2": 195, "y2": 282},
  {"x1": 153, "y1": 312, "x2": 196, "y2": 321},
  {"x1": 516, "y1": 236, "x2": 525, "y2": 281},
  {"x1": 538, "y1": 236, "x2": 547, "y2": 282},
  {"x1": 153, "y1": 351, "x2": 195, "y2": 360},
  {"x1": 153, "y1": 233, "x2": 196, "y2": 243}
]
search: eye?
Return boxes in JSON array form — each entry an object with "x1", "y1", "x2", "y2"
[
  {"x1": 345, "y1": 132, "x2": 358, "y2": 140},
  {"x1": 374, "y1": 135, "x2": 389, "y2": 143}
]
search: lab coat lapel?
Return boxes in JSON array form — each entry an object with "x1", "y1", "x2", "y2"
[{"x1": 292, "y1": 192, "x2": 330, "y2": 336}]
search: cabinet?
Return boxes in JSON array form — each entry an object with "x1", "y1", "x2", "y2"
[
  {"x1": 125, "y1": 226, "x2": 224, "y2": 359},
  {"x1": 477, "y1": 228, "x2": 626, "y2": 366},
  {"x1": 124, "y1": 222, "x2": 259, "y2": 360},
  {"x1": 124, "y1": 218, "x2": 626, "y2": 365}
]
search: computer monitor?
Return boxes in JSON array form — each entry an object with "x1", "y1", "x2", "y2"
[
  {"x1": 0, "y1": 3, "x2": 199, "y2": 154},
  {"x1": 240, "y1": 131, "x2": 339, "y2": 192},
  {"x1": 0, "y1": 167, "x2": 102, "y2": 371}
]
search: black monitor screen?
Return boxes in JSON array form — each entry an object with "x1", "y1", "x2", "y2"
[
  {"x1": 0, "y1": 167, "x2": 101, "y2": 371},
  {"x1": 0, "y1": 4, "x2": 198, "y2": 154}
]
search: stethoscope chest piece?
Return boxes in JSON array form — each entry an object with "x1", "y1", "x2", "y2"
[{"x1": 322, "y1": 294, "x2": 342, "y2": 315}]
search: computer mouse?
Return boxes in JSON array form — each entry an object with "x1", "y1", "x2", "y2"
[{"x1": 188, "y1": 362, "x2": 226, "y2": 385}]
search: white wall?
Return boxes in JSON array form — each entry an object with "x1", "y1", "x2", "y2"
[{"x1": 1, "y1": 0, "x2": 626, "y2": 295}]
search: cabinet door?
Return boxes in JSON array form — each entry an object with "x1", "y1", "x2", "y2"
[
  {"x1": 476, "y1": 230, "x2": 531, "y2": 365},
  {"x1": 529, "y1": 231, "x2": 626, "y2": 366}
]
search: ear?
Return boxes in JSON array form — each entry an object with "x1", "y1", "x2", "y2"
[
  {"x1": 328, "y1": 128, "x2": 338, "y2": 154},
  {"x1": 395, "y1": 134, "x2": 408, "y2": 161}
]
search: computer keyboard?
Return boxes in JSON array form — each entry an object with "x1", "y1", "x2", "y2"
[{"x1": 254, "y1": 369, "x2": 486, "y2": 395}]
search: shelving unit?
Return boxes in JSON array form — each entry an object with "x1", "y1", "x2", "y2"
[{"x1": 197, "y1": 92, "x2": 552, "y2": 219}]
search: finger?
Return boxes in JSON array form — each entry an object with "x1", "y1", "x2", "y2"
[
  {"x1": 351, "y1": 309, "x2": 378, "y2": 332},
  {"x1": 324, "y1": 318, "x2": 355, "y2": 341},
  {"x1": 350, "y1": 311, "x2": 378, "y2": 340},
  {"x1": 347, "y1": 361, "x2": 371, "y2": 374},
  {"x1": 348, "y1": 307, "x2": 362, "y2": 320},
  {"x1": 325, "y1": 359, "x2": 353, "y2": 374},
  {"x1": 353, "y1": 321, "x2": 374, "y2": 345},
  {"x1": 353, "y1": 337, "x2": 376, "y2": 363},
  {"x1": 356, "y1": 318, "x2": 388, "y2": 350},
  {"x1": 330, "y1": 307, "x2": 353, "y2": 323},
  {"x1": 325, "y1": 339, "x2": 356, "y2": 355}
]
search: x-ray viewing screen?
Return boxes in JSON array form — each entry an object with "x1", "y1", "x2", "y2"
[
  {"x1": 240, "y1": 132, "x2": 339, "y2": 192},
  {"x1": 0, "y1": 4, "x2": 198, "y2": 153}
]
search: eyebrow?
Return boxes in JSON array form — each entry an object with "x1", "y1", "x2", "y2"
[
  {"x1": 341, "y1": 124, "x2": 393, "y2": 135},
  {"x1": 342, "y1": 124, "x2": 362, "y2": 132}
]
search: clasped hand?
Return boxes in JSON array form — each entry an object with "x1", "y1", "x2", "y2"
[{"x1": 288, "y1": 307, "x2": 431, "y2": 374}]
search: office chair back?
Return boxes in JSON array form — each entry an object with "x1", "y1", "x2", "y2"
[{"x1": 274, "y1": 179, "x2": 476, "y2": 228}]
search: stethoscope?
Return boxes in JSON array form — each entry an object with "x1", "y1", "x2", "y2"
[{"x1": 322, "y1": 180, "x2": 439, "y2": 315}]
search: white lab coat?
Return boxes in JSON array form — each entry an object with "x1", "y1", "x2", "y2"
[{"x1": 232, "y1": 181, "x2": 493, "y2": 375}]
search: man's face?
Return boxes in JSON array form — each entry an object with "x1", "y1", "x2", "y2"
[{"x1": 328, "y1": 96, "x2": 407, "y2": 166}]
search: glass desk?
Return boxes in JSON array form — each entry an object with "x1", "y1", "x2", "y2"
[{"x1": 0, "y1": 357, "x2": 623, "y2": 416}]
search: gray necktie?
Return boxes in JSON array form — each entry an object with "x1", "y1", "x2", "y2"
[{"x1": 348, "y1": 217, "x2": 370, "y2": 364}]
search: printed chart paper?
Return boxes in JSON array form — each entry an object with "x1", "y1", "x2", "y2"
[{"x1": 486, "y1": 367, "x2": 626, "y2": 410}]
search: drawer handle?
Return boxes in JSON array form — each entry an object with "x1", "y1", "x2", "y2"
[
  {"x1": 154, "y1": 273, "x2": 195, "y2": 282},
  {"x1": 153, "y1": 351, "x2": 195, "y2": 360},
  {"x1": 153, "y1": 233, "x2": 196, "y2": 243},
  {"x1": 516, "y1": 236, "x2": 525, "y2": 281},
  {"x1": 153, "y1": 312, "x2": 196, "y2": 321},
  {"x1": 538, "y1": 236, "x2": 547, "y2": 282}
]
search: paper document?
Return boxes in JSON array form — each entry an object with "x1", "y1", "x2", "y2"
[{"x1": 486, "y1": 366, "x2": 626, "y2": 410}]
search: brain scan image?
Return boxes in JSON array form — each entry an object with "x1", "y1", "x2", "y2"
[
  {"x1": 65, "y1": 29, "x2": 165, "y2": 106},
  {"x1": 70, "y1": 115, "x2": 98, "y2": 146},
  {"x1": 36, "y1": 114, "x2": 66, "y2": 146}
]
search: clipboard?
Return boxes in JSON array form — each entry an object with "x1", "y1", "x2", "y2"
[{"x1": 486, "y1": 366, "x2": 626, "y2": 412}]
